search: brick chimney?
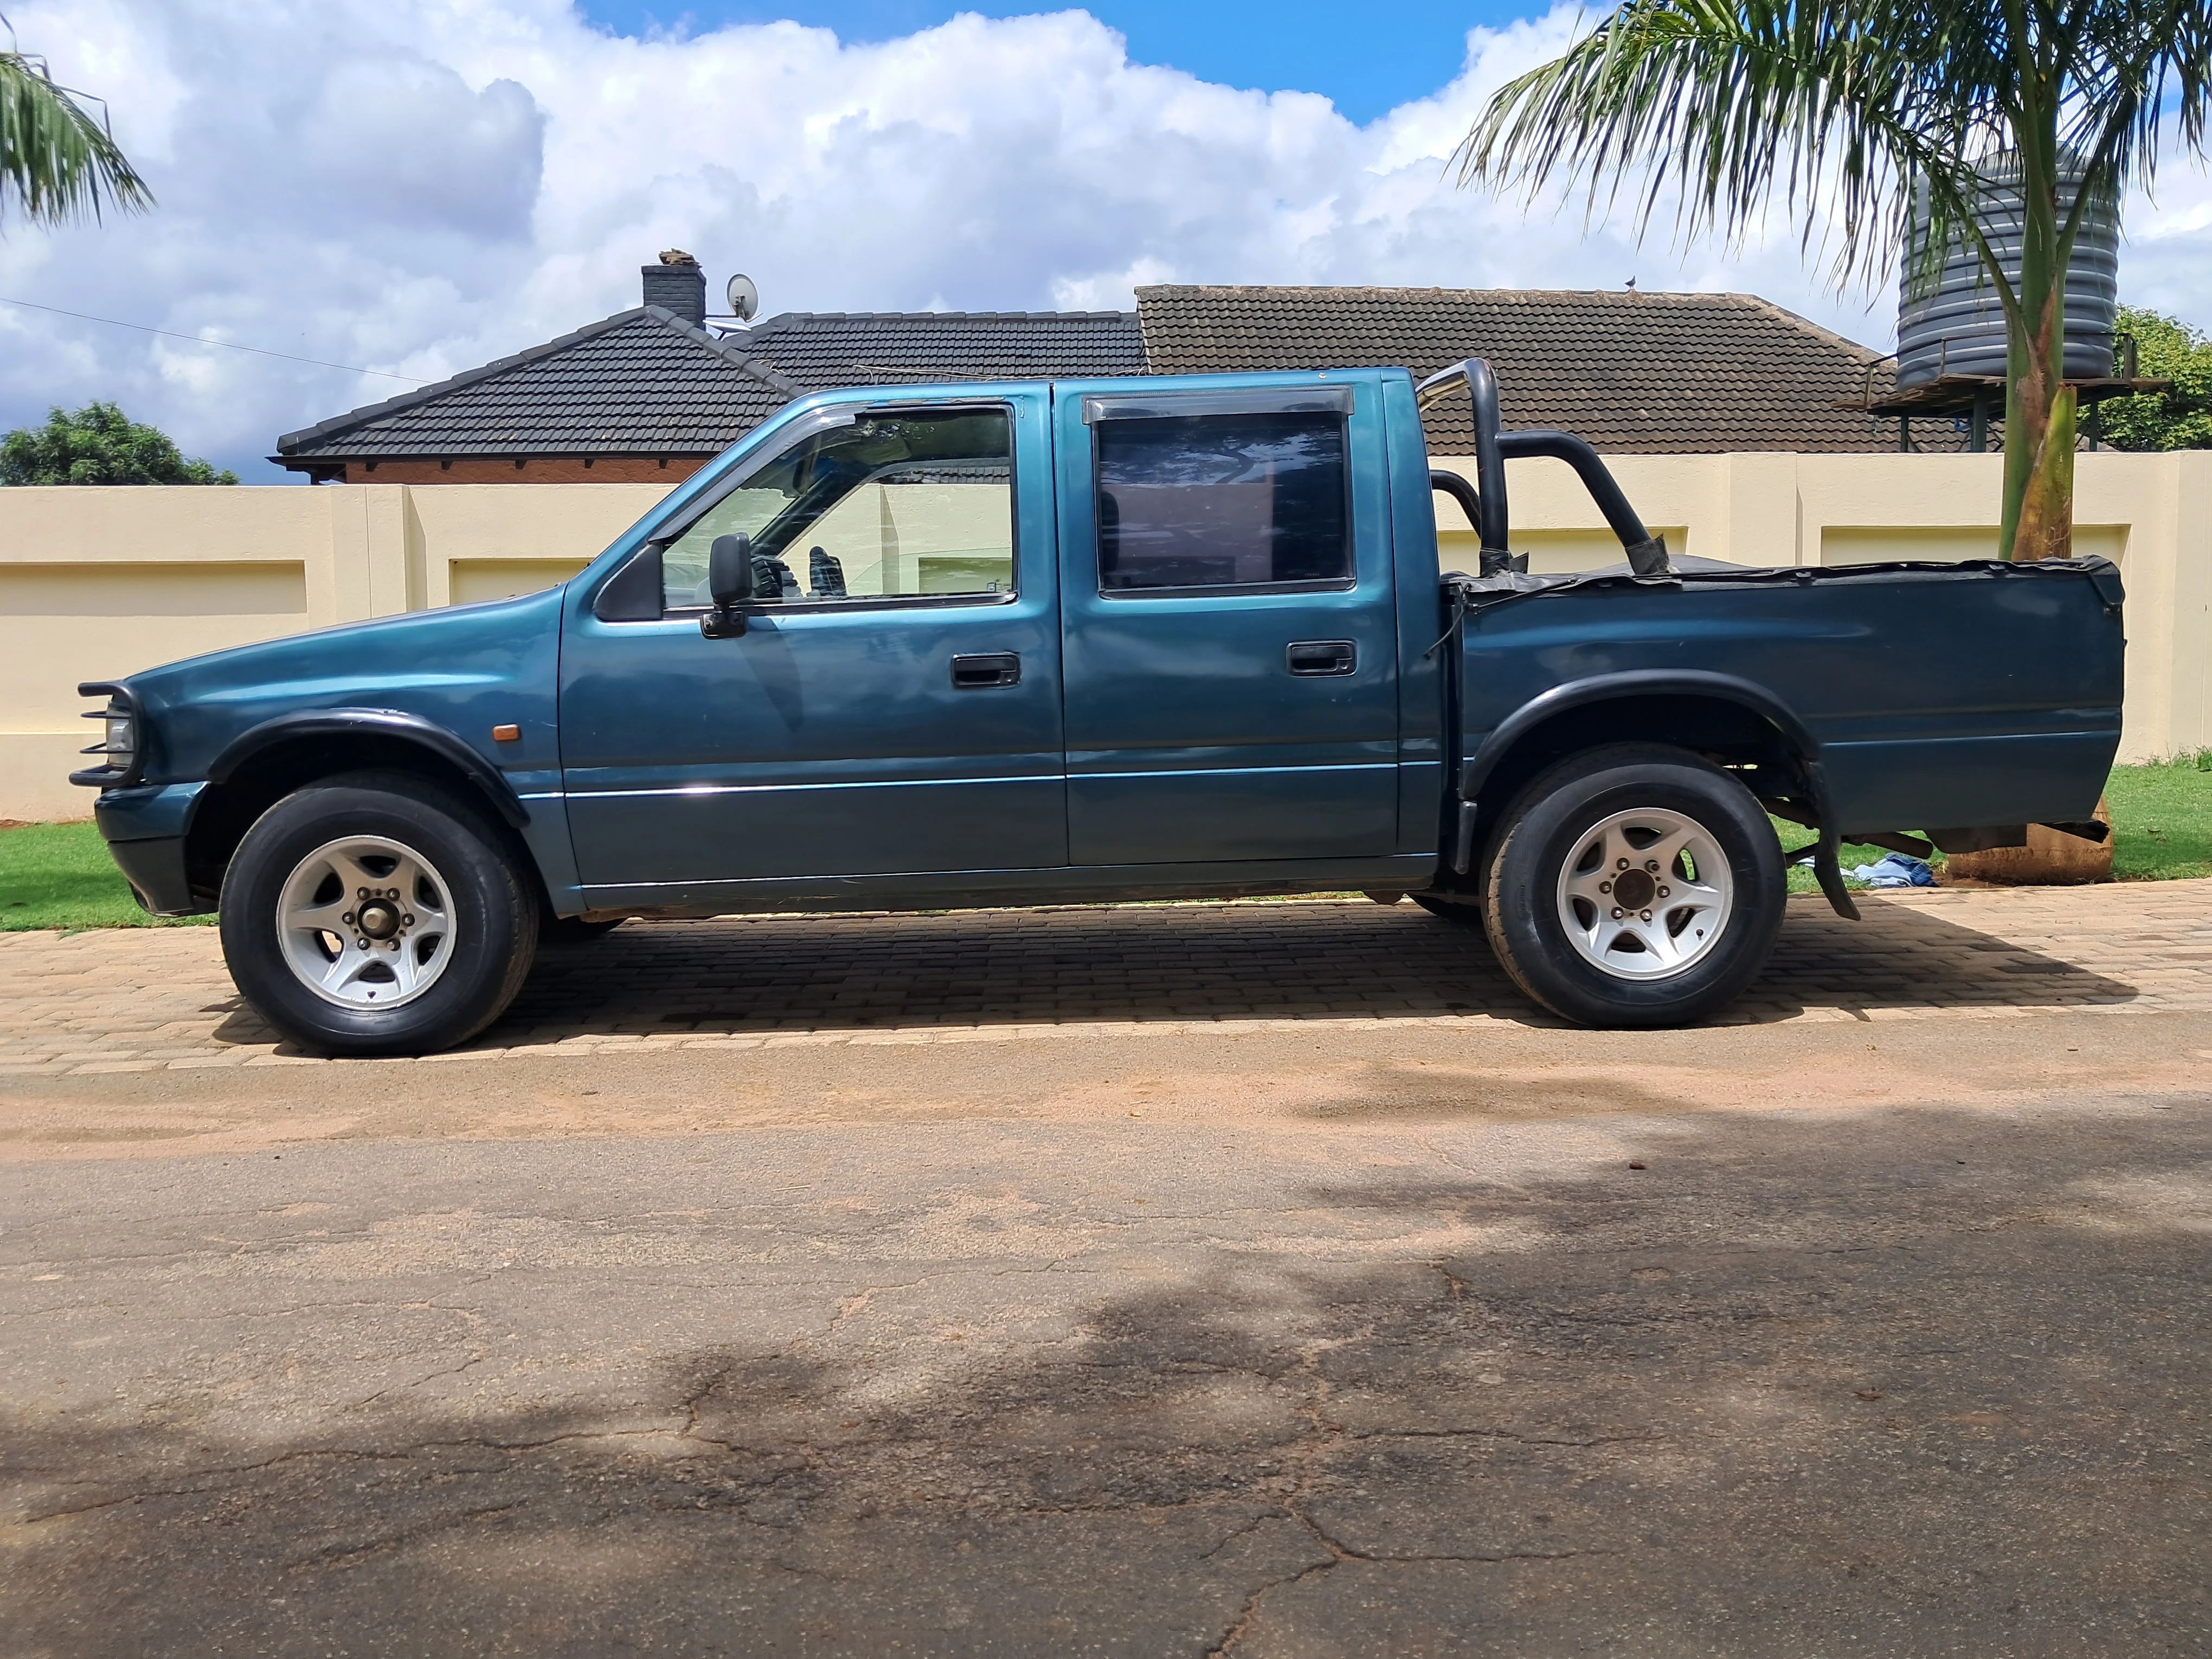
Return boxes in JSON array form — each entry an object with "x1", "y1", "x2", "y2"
[{"x1": 642, "y1": 250, "x2": 706, "y2": 326}]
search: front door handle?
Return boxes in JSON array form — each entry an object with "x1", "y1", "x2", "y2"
[
  {"x1": 950, "y1": 652, "x2": 1021, "y2": 689},
  {"x1": 1286, "y1": 640, "x2": 1356, "y2": 677}
]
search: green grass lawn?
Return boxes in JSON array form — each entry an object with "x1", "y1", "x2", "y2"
[
  {"x1": 0, "y1": 821, "x2": 214, "y2": 932},
  {"x1": 1777, "y1": 824, "x2": 1922, "y2": 895},
  {"x1": 2103, "y1": 751, "x2": 2212, "y2": 880},
  {"x1": 1779, "y1": 749, "x2": 2212, "y2": 892},
  {"x1": 4, "y1": 753, "x2": 2209, "y2": 929}
]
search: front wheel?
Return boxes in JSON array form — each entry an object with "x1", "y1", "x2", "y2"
[
  {"x1": 220, "y1": 773, "x2": 539, "y2": 1056},
  {"x1": 1481, "y1": 744, "x2": 1784, "y2": 1028}
]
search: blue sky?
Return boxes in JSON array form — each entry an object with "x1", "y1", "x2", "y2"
[
  {"x1": 5, "y1": 1, "x2": 2207, "y2": 481},
  {"x1": 578, "y1": 1, "x2": 1542, "y2": 123}
]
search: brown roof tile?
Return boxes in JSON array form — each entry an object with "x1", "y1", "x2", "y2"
[
  {"x1": 276, "y1": 309, "x2": 1142, "y2": 466},
  {"x1": 1135, "y1": 285, "x2": 1911, "y2": 453}
]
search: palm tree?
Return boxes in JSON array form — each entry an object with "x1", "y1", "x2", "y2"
[
  {"x1": 1457, "y1": 0, "x2": 2211, "y2": 561},
  {"x1": 1, "y1": 11, "x2": 152, "y2": 230}
]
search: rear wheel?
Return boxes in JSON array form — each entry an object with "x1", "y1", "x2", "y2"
[
  {"x1": 220, "y1": 773, "x2": 538, "y2": 1056},
  {"x1": 1481, "y1": 744, "x2": 1784, "y2": 1027}
]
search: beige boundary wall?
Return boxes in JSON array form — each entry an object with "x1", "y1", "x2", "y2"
[
  {"x1": 1, "y1": 483, "x2": 666, "y2": 821},
  {"x1": 3, "y1": 452, "x2": 2206, "y2": 822}
]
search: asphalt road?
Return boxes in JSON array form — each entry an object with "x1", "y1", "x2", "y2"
[{"x1": 5, "y1": 1007, "x2": 2210, "y2": 1656}]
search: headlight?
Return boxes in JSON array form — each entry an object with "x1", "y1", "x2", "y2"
[
  {"x1": 106, "y1": 706, "x2": 137, "y2": 768},
  {"x1": 72, "y1": 683, "x2": 145, "y2": 789}
]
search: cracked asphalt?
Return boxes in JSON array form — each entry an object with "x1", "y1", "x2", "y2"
[{"x1": 5, "y1": 922, "x2": 2211, "y2": 1655}]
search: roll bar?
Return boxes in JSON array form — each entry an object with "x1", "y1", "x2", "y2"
[
  {"x1": 1418, "y1": 358, "x2": 1510, "y2": 573},
  {"x1": 1426, "y1": 470, "x2": 1484, "y2": 553},
  {"x1": 1417, "y1": 358, "x2": 1671, "y2": 578}
]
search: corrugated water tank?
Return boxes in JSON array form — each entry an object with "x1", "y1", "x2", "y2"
[{"x1": 1896, "y1": 153, "x2": 2119, "y2": 388}]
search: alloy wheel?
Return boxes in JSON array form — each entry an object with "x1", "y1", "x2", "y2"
[
  {"x1": 1552, "y1": 807, "x2": 1734, "y2": 981},
  {"x1": 275, "y1": 834, "x2": 458, "y2": 1009}
]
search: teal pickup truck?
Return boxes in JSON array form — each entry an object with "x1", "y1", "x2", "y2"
[{"x1": 74, "y1": 359, "x2": 2124, "y2": 1053}]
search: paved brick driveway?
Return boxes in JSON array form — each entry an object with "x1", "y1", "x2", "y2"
[{"x1": 2, "y1": 881, "x2": 2208, "y2": 1076}]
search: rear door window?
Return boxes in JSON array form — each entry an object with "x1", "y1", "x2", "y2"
[{"x1": 1094, "y1": 412, "x2": 1351, "y2": 594}]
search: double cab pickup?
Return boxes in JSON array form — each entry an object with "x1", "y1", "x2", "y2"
[{"x1": 75, "y1": 359, "x2": 2125, "y2": 1052}]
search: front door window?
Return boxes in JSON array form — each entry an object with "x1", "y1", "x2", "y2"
[{"x1": 659, "y1": 409, "x2": 1015, "y2": 609}]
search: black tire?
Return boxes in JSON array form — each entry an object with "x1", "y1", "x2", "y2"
[
  {"x1": 220, "y1": 771, "x2": 539, "y2": 1057},
  {"x1": 1410, "y1": 893, "x2": 1484, "y2": 925},
  {"x1": 1480, "y1": 743, "x2": 1784, "y2": 1028}
]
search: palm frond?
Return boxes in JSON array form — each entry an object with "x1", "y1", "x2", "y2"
[
  {"x1": 0, "y1": 33, "x2": 154, "y2": 229},
  {"x1": 2059, "y1": 0, "x2": 2212, "y2": 231},
  {"x1": 1455, "y1": 0, "x2": 2211, "y2": 298}
]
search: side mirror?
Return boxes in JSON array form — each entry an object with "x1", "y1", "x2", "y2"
[
  {"x1": 702, "y1": 533, "x2": 753, "y2": 638},
  {"x1": 709, "y1": 533, "x2": 755, "y2": 607}
]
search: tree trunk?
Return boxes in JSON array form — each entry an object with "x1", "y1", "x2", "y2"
[
  {"x1": 1998, "y1": 120, "x2": 2075, "y2": 563},
  {"x1": 1977, "y1": 111, "x2": 2102, "y2": 885},
  {"x1": 2005, "y1": 284, "x2": 2078, "y2": 562},
  {"x1": 2012, "y1": 377, "x2": 2078, "y2": 562}
]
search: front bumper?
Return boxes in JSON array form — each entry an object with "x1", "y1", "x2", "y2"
[
  {"x1": 107, "y1": 834, "x2": 202, "y2": 917},
  {"x1": 93, "y1": 783, "x2": 213, "y2": 918}
]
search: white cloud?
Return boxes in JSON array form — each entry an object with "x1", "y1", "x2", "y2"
[{"x1": 2, "y1": 0, "x2": 2207, "y2": 479}]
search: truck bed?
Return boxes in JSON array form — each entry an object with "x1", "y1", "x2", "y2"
[{"x1": 1454, "y1": 557, "x2": 2126, "y2": 837}]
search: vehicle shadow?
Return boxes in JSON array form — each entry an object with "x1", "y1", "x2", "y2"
[{"x1": 450, "y1": 893, "x2": 2138, "y2": 1047}]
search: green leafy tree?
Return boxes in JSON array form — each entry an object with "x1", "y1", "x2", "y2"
[
  {"x1": 1, "y1": 12, "x2": 152, "y2": 229},
  {"x1": 1457, "y1": 0, "x2": 2212, "y2": 561},
  {"x1": 1, "y1": 402, "x2": 237, "y2": 485},
  {"x1": 2102, "y1": 304, "x2": 2212, "y2": 450}
]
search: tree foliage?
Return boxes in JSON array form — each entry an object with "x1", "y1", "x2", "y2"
[
  {"x1": 2101, "y1": 304, "x2": 2212, "y2": 451},
  {"x1": 0, "y1": 12, "x2": 152, "y2": 229},
  {"x1": 1457, "y1": 0, "x2": 2212, "y2": 560},
  {"x1": 1, "y1": 402, "x2": 237, "y2": 486}
]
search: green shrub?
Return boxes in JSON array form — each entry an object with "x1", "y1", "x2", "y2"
[{"x1": 1, "y1": 402, "x2": 237, "y2": 486}]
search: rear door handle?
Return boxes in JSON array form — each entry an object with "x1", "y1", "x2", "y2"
[
  {"x1": 950, "y1": 652, "x2": 1021, "y2": 689},
  {"x1": 1286, "y1": 640, "x2": 1356, "y2": 677}
]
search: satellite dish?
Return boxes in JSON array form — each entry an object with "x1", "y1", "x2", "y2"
[{"x1": 724, "y1": 273, "x2": 759, "y2": 323}]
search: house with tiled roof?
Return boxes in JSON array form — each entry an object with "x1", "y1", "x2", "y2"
[
  {"x1": 1137, "y1": 285, "x2": 1910, "y2": 454},
  {"x1": 274, "y1": 263, "x2": 1917, "y2": 483},
  {"x1": 274, "y1": 256, "x2": 1144, "y2": 483}
]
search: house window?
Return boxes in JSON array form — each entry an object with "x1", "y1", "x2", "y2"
[{"x1": 1095, "y1": 412, "x2": 1351, "y2": 594}]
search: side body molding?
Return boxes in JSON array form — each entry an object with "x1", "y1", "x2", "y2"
[{"x1": 206, "y1": 709, "x2": 531, "y2": 828}]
